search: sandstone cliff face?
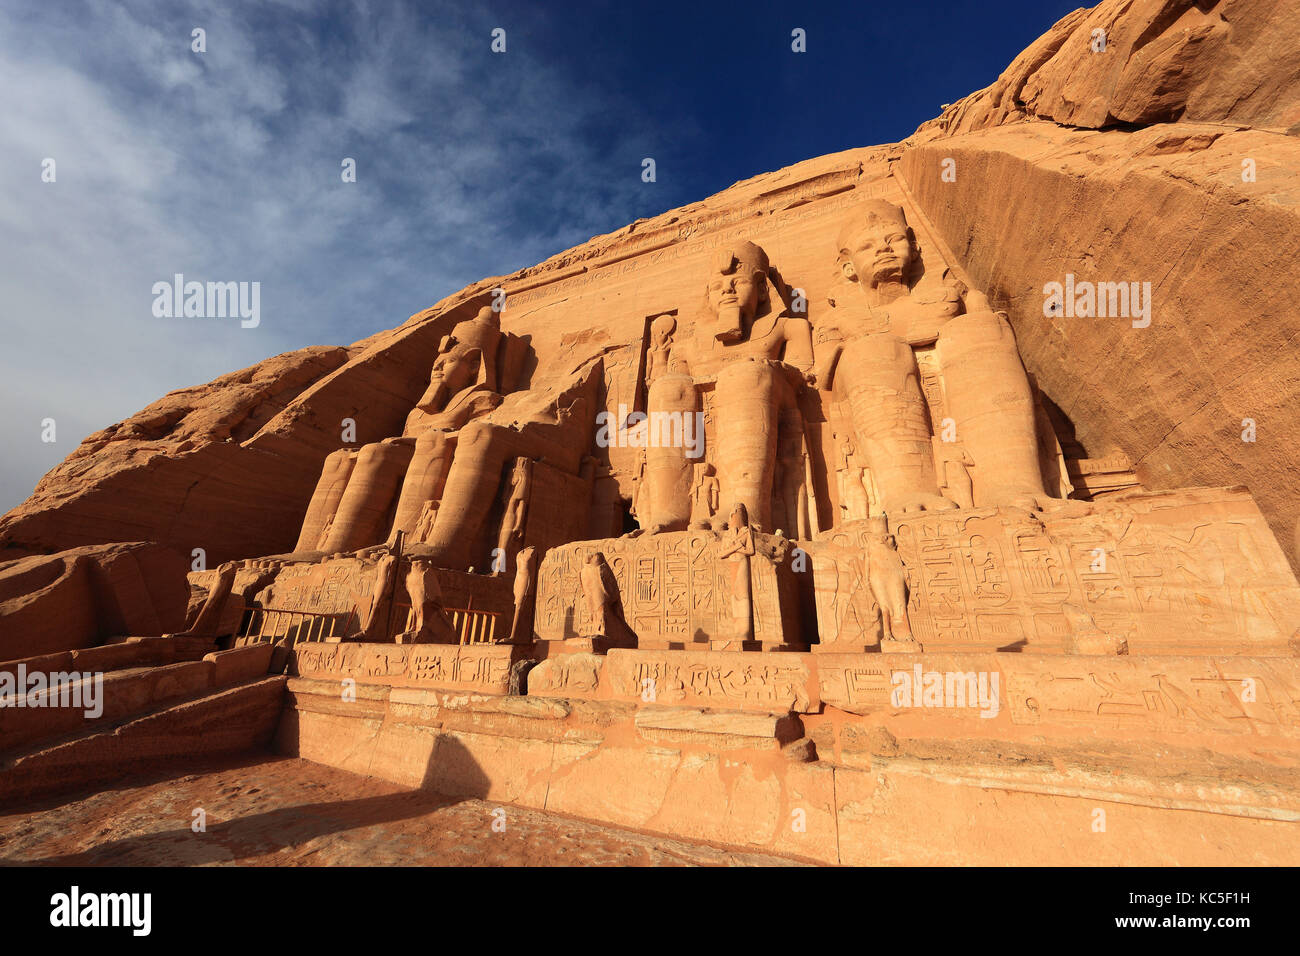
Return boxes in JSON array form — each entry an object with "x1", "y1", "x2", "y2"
[
  {"x1": 0, "y1": 542, "x2": 188, "y2": 658},
  {"x1": 1, "y1": 0, "x2": 1297, "y2": 580},
  {"x1": 913, "y1": 0, "x2": 1300, "y2": 139},
  {"x1": 901, "y1": 0, "x2": 1300, "y2": 567}
]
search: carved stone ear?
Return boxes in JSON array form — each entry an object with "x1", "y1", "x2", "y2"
[{"x1": 841, "y1": 259, "x2": 857, "y2": 282}]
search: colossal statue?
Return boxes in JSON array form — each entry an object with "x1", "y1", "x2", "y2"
[
  {"x1": 295, "y1": 306, "x2": 508, "y2": 557},
  {"x1": 295, "y1": 302, "x2": 598, "y2": 571},
  {"x1": 636, "y1": 241, "x2": 814, "y2": 533},
  {"x1": 818, "y1": 200, "x2": 1052, "y2": 513}
]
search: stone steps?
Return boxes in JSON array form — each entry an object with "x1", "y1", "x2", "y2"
[
  {"x1": 0, "y1": 675, "x2": 287, "y2": 804},
  {"x1": 0, "y1": 642, "x2": 276, "y2": 759}
]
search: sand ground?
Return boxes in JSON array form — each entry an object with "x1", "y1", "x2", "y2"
[{"x1": 0, "y1": 752, "x2": 807, "y2": 866}]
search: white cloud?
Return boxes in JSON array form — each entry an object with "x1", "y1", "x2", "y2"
[{"x1": 0, "y1": 0, "x2": 692, "y2": 513}]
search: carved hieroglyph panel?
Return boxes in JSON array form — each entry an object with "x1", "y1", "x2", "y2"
[
  {"x1": 257, "y1": 557, "x2": 377, "y2": 618},
  {"x1": 604, "y1": 649, "x2": 818, "y2": 713},
  {"x1": 533, "y1": 531, "x2": 796, "y2": 644},
  {"x1": 890, "y1": 488, "x2": 1300, "y2": 653},
  {"x1": 292, "y1": 642, "x2": 512, "y2": 694},
  {"x1": 816, "y1": 651, "x2": 1300, "y2": 738}
]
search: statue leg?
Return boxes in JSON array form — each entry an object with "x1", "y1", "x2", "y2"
[
  {"x1": 322, "y1": 439, "x2": 415, "y2": 553},
  {"x1": 422, "y1": 420, "x2": 515, "y2": 569},
  {"x1": 294, "y1": 449, "x2": 357, "y2": 552},
  {"x1": 936, "y1": 310, "x2": 1047, "y2": 508},
  {"x1": 389, "y1": 431, "x2": 456, "y2": 541},
  {"x1": 645, "y1": 370, "x2": 698, "y2": 533},
  {"x1": 836, "y1": 334, "x2": 952, "y2": 515},
  {"x1": 713, "y1": 359, "x2": 791, "y2": 530}
]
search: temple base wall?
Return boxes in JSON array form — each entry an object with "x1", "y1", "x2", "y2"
[{"x1": 276, "y1": 644, "x2": 1300, "y2": 864}]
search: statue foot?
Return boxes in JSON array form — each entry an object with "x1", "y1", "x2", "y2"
[{"x1": 880, "y1": 634, "x2": 923, "y2": 654}]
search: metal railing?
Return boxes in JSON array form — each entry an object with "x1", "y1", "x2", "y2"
[
  {"x1": 448, "y1": 607, "x2": 499, "y2": 645},
  {"x1": 237, "y1": 606, "x2": 356, "y2": 645},
  {"x1": 395, "y1": 602, "x2": 501, "y2": 645}
]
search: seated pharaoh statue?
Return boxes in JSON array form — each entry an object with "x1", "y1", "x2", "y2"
[
  {"x1": 638, "y1": 240, "x2": 815, "y2": 535},
  {"x1": 294, "y1": 303, "x2": 601, "y2": 573},
  {"x1": 815, "y1": 199, "x2": 1057, "y2": 514}
]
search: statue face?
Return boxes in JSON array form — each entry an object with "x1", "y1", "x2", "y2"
[
  {"x1": 842, "y1": 218, "x2": 914, "y2": 288},
  {"x1": 707, "y1": 266, "x2": 762, "y2": 324},
  {"x1": 707, "y1": 244, "x2": 768, "y2": 342}
]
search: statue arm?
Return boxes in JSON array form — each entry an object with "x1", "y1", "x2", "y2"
[{"x1": 782, "y1": 317, "x2": 815, "y2": 374}]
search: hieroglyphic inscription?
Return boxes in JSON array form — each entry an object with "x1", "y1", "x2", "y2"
[
  {"x1": 292, "y1": 642, "x2": 511, "y2": 693},
  {"x1": 891, "y1": 491, "x2": 1300, "y2": 652},
  {"x1": 535, "y1": 532, "x2": 743, "y2": 643},
  {"x1": 605, "y1": 649, "x2": 817, "y2": 713}
]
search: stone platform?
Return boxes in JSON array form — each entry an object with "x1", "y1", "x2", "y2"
[{"x1": 279, "y1": 642, "x2": 1300, "y2": 865}]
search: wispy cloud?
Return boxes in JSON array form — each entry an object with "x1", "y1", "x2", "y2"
[{"x1": 0, "y1": 0, "x2": 695, "y2": 512}]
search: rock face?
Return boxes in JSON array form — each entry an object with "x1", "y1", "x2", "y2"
[
  {"x1": 900, "y1": 0, "x2": 1300, "y2": 572},
  {"x1": 0, "y1": 542, "x2": 189, "y2": 659},
  {"x1": 913, "y1": 0, "x2": 1300, "y2": 138}
]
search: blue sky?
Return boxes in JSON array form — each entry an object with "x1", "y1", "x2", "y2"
[{"x1": 0, "y1": 0, "x2": 1082, "y2": 513}]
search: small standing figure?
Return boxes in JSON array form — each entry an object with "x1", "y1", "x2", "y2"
[
  {"x1": 644, "y1": 313, "x2": 676, "y2": 387},
  {"x1": 578, "y1": 552, "x2": 632, "y2": 645},
  {"x1": 358, "y1": 548, "x2": 399, "y2": 641},
  {"x1": 934, "y1": 438, "x2": 975, "y2": 509},
  {"x1": 689, "y1": 462, "x2": 721, "y2": 530},
  {"x1": 508, "y1": 546, "x2": 538, "y2": 644},
  {"x1": 837, "y1": 435, "x2": 871, "y2": 522},
  {"x1": 776, "y1": 420, "x2": 811, "y2": 539},
  {"x1": 865, "y1": 518, "x2": 919, "y2": 651},
  {"x1": 495, "y1": 457, "x2": 533, "y2": 575},
  {"x1": 400, "y1": 559, "x2": 458, "y2": 644},
  {"x1": 629, "y1": 447, "x2": 649, "y2": 532},
  {"x1": 717, "y1": 502, "x2": 757, "y2": 642},
  {"x1": 412, "y1": 500, "x2": 440, "y2": 542}
]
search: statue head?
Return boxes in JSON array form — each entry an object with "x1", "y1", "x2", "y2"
[
  {"x1": 707, "y1": 241, "x2": 770, "y2": 343},
  {"x1": 650, "y1": 313, "x2": 676, "y2": 346},
  {"x1": 836, "y1": 201, "x2": 917, "y2": 291},
  {"x1": 475, "y1": 305, "x2": 502, "y2": 328},
  {"x1": 728, "y1": 501, "x2": 749, "y2": 530},
  {"x1": 866, "y1": 515, "x2": 894, "y2": 546}
]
